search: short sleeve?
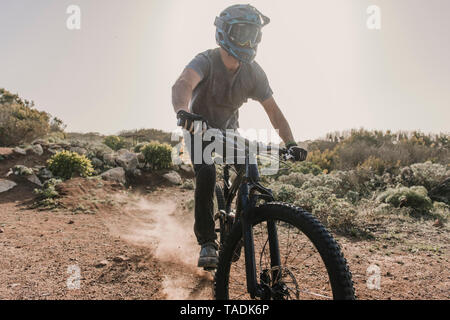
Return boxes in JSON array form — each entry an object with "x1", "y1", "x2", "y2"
[
  {"x1": 186, "y1": 53, "x2": 210, "y2": 80},
  {"x1": 250, "y1": 62, "x2": 273, "y2": 102}
]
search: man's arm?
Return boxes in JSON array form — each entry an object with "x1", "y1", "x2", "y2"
[
  {"x1": 172, "y1": 68, "x2": 202, "y2": 113},
  {"x1": 260, "y1": 96, "x2": 296, "y2": 145}
]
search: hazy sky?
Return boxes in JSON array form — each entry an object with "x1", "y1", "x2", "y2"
[{"x1": 1, "y1": 0, "x2": 449, "y2": 140}]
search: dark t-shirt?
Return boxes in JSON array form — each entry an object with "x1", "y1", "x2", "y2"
[{"x1": 186, "y1": 48, "x2": 273, "y2": 130}]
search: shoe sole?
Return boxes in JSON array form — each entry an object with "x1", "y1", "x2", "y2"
[{"x1": 198, "y1": 256, "x2": 219, "y2": 268}]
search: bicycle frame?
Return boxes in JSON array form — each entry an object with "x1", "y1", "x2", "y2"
[{"x1": 220, "y1": 154, "x2": 281, "y2": 299}]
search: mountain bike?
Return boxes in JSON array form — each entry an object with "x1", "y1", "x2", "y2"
[{"x1": 209, "y1": 131, "x2": 355, "y2": 300}]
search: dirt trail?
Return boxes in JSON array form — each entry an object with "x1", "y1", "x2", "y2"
[{"x1": 105, "y1": 191, "x2": 214, "y2": 299}]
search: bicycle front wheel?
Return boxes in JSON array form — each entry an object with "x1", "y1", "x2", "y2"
[{"x1": 214, "y1": 202, "x2": 355, "y2": 300}]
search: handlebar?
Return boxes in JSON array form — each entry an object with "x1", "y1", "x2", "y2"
[{"x1": 176, "y1": 110, "x2": 295, "y2": 161}]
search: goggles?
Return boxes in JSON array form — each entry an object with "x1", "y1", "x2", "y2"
[
  {"x1": 228, "y1": 23, "x2": 261, "y2": 48},
  {"x1": 215, "y1": 17, "x2": 263, "y2": 49}
]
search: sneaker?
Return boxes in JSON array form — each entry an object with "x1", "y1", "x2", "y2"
[{"x1": 198, "y1": 242, "x2": 219, "y2": 268}]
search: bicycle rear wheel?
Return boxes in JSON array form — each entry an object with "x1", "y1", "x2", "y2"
[{"x1": 214, "y1": 202, "x2": 355, "y2": 300}]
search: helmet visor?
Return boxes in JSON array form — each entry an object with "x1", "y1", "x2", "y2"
[{"x1": 229, "y1": 23, "x2": 261, "y2": 48}]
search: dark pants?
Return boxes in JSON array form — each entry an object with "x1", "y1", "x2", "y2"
[
  {"x1": 186, "y1": 132, "x2": 259, "y2": 246},
  {"x1": 187, "y1": 133, "x2": 218, "y2": 245}
]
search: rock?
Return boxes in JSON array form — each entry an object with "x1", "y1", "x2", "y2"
[
  {"x1": 163, "y1": 171, "x2": 182, "y2": 185},
  {"x1": 113, "y1": 255, "x2": 130, "y2": 263},
  {"x1": 180, "y1": 164, "x2": 194, "y2": 174},
  {"x1": 0, "y1": 228, "x2": 4, "y2": 233},
  {"x1": 69, "y1": 140, "x2": 83, "y2": 148},
  {"x1": 100, "y1": 167, "x2": 126, "y2": 184},
  {"x1": 137, "y1": 162, "x2": 145, "y2": 169},
  {"x1": 27, "y1": 174, "x2": 43, "y2": 187},
  {"x1": 0, "y1": 148, "x2": 13, "y2": 158},
  {"x1": 30, "y1": 144, "x2": 44, "y2": 156},
  {"x1": 0, "y1": 179, "x2": 17, "y2": 193},
  {"x1": 13, "y1": 147, "x2": 27, "y2": 155},
  {"x1": 132, "y1": 168, "x2": 142, "y2": 177},
  {"x1": 137, "y1": 153, "x2": 145, "y2": 163},
  {"x1": 59, "y1": 142, "x2": 70, "y2": 148},
  {"x1": 95, "y1": 260, "x2": 109, "y2": 268},
  {"x1": 32, "y1": 139, "x2": 48, "y2": 146},
  {"x1": 103, "y1": 153, "x2": 117, "y2": 167},
  {"x1": 8, "y1": 165, "x2": 43, "y2": 186},
  {"x1": 69, "y1": 147, "x2": 87, "y2": 155},
  {"x1": 91, "y1": 157, "x2": 103, "y2": 168},
  {"x1": 90, "y1": 144, "x2": 113, "y2": 159},
  {"x1": 37, "y1": 168, "x2": 53, "y2": 180},
  {"x1": 68, "y1": 220, "x2": 74, "y2": 225},
  {"x1": 115, "y1": 151, "x2": 138, "y2": 171},
  {"x1": 48, "y1": 148, "x2": 63, "y2": 154},
  {"x1": 116, "y1": 149, "x2": 129, "y2": 156}
]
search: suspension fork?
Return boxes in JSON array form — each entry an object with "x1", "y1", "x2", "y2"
[
  {"x1": 240, "y1": 155, "x2": 270, "y2": 298},
  {"x1": 267, "y1": 220, "x2": 282, "y2": 284},
  {"x1": 240, "y1": 181, "x2": 262, "y2": 298}
]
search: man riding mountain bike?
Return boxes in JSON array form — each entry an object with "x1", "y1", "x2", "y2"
[{"x1": 172, "y1": 4, "x2": 307, "y2": 269}]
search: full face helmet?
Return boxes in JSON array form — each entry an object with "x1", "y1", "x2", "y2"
[{"x1": 214, "y1": 4, "x2": 270, "y2": 63}]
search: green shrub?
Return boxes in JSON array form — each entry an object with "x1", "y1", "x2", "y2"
[
  {"x1": 47, "y1": 150, "x2": 94, "y2": 179},
  {"x1": 119, "y1": 128, "x2": 174, "y2": 146},
  {"x1": 271, "y1": 183, "x2": 300, "y2": 202},
  {"x1": 33, "y1": 178, "x2": 63, "y2": 209},
  {"x1": 306, "y1": 129, "x2": 449, "y2": 172},
  {"x1": 431, "y1": 202, "x2": 449, "y2": 220},
  {"x1": 103, "y1": 135, "x2": 130, "y2": 151},
  {"x1": 34, "y1": 178, "x2": 62, "y2": 199},
  {"x1": 141, "y1": 142, "x2": 173, "y2": 170},
  {"x1": 360, "y1": 156, "x2": 387, "y2": 175},
  {"x1": 270, "y1": 181, "x2": 358, "y2": 233},
  {"x1": 409, "y1": 162, "x2": 449, "y2": 191},
  {"x1": 377, "y1": 186, "x2": 433, "y2": 214},
  {"x1": 278, "y1": 172, "x2": 311, "y2": 188},
  {"x1": 0, "y1": 89, "x2": 50, "y2": 146},
  {"x1": 307, "y1": 149, "x2": 335, "y2": 173},
  {"x1": 290, "y1": 161, "x2": 323, "y2": 176},
  {"x1": 134, "y1": 142, "x2": 149, "y2": 153}
]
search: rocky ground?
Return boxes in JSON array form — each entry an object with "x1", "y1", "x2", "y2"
[{"x1": 0, "y1": 144, "x2": 449, "y2": 300}]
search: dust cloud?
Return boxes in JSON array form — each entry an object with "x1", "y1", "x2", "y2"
[{"x1": 119, "y1": 196, "x2": 213, "y2": 299}]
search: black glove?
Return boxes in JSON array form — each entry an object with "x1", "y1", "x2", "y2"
[
  {"x1": 177, "y1": 110, "x2": 208, "y2": 134},
  {"x1": 289, "y1": 146, "x2": 308, "y2": 162},
  {"x1": 285, "y1": 142, "x2": 307, "y2": 162}
]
